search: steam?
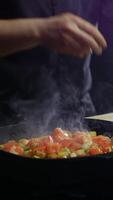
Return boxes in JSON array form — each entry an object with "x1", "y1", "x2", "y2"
[
  {"x1": 9, "y1": 92, "x2": 60, "y2": 136},
  {"x1": 7, "y1": 54, "x2": 95, "y2": 137}
]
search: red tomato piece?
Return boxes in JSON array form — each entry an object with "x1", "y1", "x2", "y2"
[
  {"x1": 59, "y1": 138, "x2": 82, "y2": 151},
  {"x1": 32, "y1": 145, "x2": 47, "y2": 153},
  {"x1": 59, "y1": 139, "x2": 73, "y2": 148},
  {"x1": 3, "y1": 140, "x2": 17, "y2": 149},
  {"x1": 14, "y1": 146, "x2": 24, "y2": 155},
  {"x1": 69, "y1": 141, "x2": 82, "y2": 151},
  {"x1": 72, "y1": 132, "x2": 92, "y2": 147},
  {"x1": 27, "y1": 138, "x2": 40, "y2": 148},
  {"x1": 3, "y1": 141, "x2": 24, "y2": 156},
  {"x1": 92, "y1": 135, "x2": 111, "y2": 152},
  {"x1": 3, "y1": 140, "x2": 18, "y2": 151},
  {"x1": 40, "y1": 136, "x2": 53, "y2": 146},
  {"x1": 46, "y1": 143, "x2": 61, "y2": 154},
  {"x1": 27, "y1": 135, "x2": 53, "y2": 148},
  {"x1": 87, "y1": 146, "x2": 103, "y2": 155},
  {"x1": 52, "y1": 128, "x2": 69, "y2": 142}
]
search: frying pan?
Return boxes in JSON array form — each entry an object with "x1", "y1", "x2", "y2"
[{"x1": 0, "y1": 118, "x2": 113, "y2": 189}]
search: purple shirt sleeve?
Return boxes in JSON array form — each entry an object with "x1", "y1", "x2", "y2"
[{"x1": 99, "y1": 0, "x2": 113, "y2": 46}]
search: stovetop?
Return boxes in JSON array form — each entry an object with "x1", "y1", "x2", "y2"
[
  {"x1": 0, "y1": 176, "x2": 113, "y2": 200},
  {"x1": 0, "y1": 177, "x2": 86, "y2": 200}
]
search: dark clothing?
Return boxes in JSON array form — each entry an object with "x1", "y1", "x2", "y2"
[
  {"x1": 90, "y1": 49, "x2": 113, "y2": 114},
  {"x1": 87, "y1": 0, "x2": 113, "y2": 114},
  {"x1": 0, "y1": 0, "x2": 96, "y2": 129},
  {"x1": 0, "y1": 0, "x2": 113, "y2": 128}
]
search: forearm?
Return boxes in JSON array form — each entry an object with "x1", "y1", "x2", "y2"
[
  {"x1": 0, "y1": 19, "x2": 44, "y2": 56},
  {"x1": 0, "y1": 13, "x2": 107, "y2": 58}
]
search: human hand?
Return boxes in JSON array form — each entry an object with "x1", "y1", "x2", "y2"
[{"x1": 39, "y1": 13, "x2": 107, "y2": 57}]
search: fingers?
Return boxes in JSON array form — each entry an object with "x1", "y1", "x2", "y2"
[
  {"x1": 64, "y1": 22, "x2": 102, "y2": 55},
  {"x1": 40, "y1": 13, "x2": 107, "y2": 58},
  {"x1": 53, "y1": 33, "x2": 91, "y2": 57},
  {"x1": 71, "y1": 26, "x2": 103, "y2": 55},
  {"x1": 59, "y1": 13, "x2": 107, "y2": 55},
  {"x1": 74, "y1": 16, "x2": 107, "y2": 49}
]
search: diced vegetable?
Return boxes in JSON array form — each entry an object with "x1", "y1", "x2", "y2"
[
  {"x1": 75, "y1": 149, "x2": 86, "y2": 157},
  {"x1": 57, "y1": 148, "x2": 71, "y2": 158},
  {"x1": 0, "y1": 145, "x2": 3, "y2": 149},
  {"x1": 87, "y1": 146, "x2": 103, "y2": 155},
  {"x1": 52, "y1": 128, "x2": 69, "y2": 142},
  {"x1": 70, "y1": 152, "x2": 77, "y2": 158},
  {"x1": 0, "y1": 128, "x2": 113, "y2": 159},
  {"x1": 89, "y1": 131, "x2": 97, "y2": 137}
]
